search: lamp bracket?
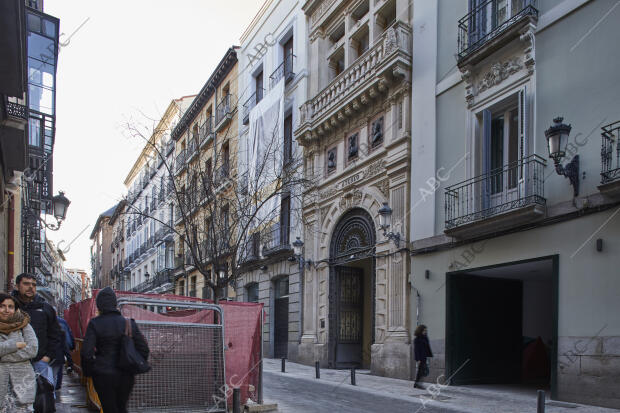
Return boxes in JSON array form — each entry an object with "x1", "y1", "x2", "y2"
[{"x1": 554, "y1": 154, "x2": 579, "y2": 197}]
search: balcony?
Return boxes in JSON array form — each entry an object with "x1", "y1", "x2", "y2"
[
  {"x1": 270, "y1": 54, "x2": 296, "y2": 89},
  {"x1": 240, "y1": 232, "x2": 261, "y2": 264},
  {"x1": 599, "y1": 120, "x2": 620, "y2": 198},
  {"x1": 166, "y1": 139, "x2": 175, "y2": 156},
  {"x1": 150, "y1": 198, "x2": 156, "y2": 211},
  {"x1": 215, "y1": 163, "x2": 229, "y2": 187},
  {"x1": 444, "y1": 155, "x2": 546, "y2": 239},
  {"x1": 132, "y1": 269, "x2": 174, "y2": 294},
  {"x1": 215, "y1": 94, "x2": 234, "y2": 131},
  {"x1": 262, "y1": 223, "x2": 291, "y2": 256},
  {"x1": 3, "y1": 96, "x2": 28, "y2": 123},
  {"x1": 296, "y1": 21, "x2": 411, "y2": 141},
  {"x1": 187, "y1": 138, "x2": 198, "y2": 163},
  {"x1": 199, "y1": 118, "x2": 215, "y2": 148},
  {"x1": 175, "y1": 150, "x2": 187, "y2": 174},
  {"x1": 242, "y1": 89, "x2": 265, "y2": 125},
  {"x1": 457, "y1": 0, "x2": 538, "y2": 66}
]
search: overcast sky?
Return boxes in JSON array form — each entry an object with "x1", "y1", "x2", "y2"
[{"x1": 44, "y1": 1, "x2": 265, "y2": 272}]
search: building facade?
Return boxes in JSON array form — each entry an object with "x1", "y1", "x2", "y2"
[
  {"x1": 294, "y1": 0, "x2": 412, "y2": 377},
  {"x1": 66, "y1": 268, "x2": 90, "y2": 301},
  {"x1": 235, "y1": 0, "x2": 309, "y2": 361},
  {"x1": 410, "y1": 0, "x2": 620, "y2": 408},
  {"x1": 1, "y1": 0, "x2": 62, "y2": 290},
  {"x1": 123, "y1": 97, "x2": 193, "y2": 295},
  {"x1": 108, "y1": 200, "x2": 126, "y2": 290},
  {"x1": 171, "y1": 47, "x2": 240, "y2": 301},
  {"x1": 89, "y1": 204, "x2": 118, "y2": 289}
]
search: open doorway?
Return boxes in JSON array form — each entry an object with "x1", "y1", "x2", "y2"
[{"x1": 446, "y1": 256, "x2": 557, "y2": 392}]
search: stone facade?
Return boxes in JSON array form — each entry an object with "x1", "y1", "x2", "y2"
[{"x1": 295, "y1": 0, "x2": 412, "y2": 379}]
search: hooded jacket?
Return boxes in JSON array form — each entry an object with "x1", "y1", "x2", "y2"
[
  {"x1": 12, "y1": 291, "x2": 63, "y2": 364},
  {"x1": 81, "y1": 287, "x2": 149, "y2": 376}
]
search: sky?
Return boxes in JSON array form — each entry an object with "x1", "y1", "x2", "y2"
[{"x1": 44, "y1": 0, "x2": 265, "y2": 272}]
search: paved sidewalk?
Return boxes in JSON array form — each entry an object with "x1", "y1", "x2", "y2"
[
  {"x1": 264, "y1": 358, "x2": 620, "y2": 413},
  {"x1": 55, "y1": 372, "x2": 91, "y2": 413}
]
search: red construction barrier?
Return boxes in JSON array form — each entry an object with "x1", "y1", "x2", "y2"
[{"x1": 65, "y1": 290, "x2": 263, "y2": 406}]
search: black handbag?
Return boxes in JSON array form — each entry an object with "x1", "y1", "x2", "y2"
[
  {"x1": 118, "y1": 318, "x2": 151, "y2": 375},
  {"x1": 34, "y1": 374, "x2": 55, "y2": 413}
]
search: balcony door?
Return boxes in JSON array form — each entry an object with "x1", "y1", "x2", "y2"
[{"x1": 481, "y1": 88, "x2": 527, "y2": 212}]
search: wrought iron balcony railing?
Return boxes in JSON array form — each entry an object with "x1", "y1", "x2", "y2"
[
  {"x1": 240, "y1": 232, "x2": 261, "y2": 263},
  {"x1": 242, "y1": 89, "x2": 265, "y2": 125},
  {"x1": 601, "y1": 120, "x2": 620, "y2": 185},
  {"x1": 3, "y1": 97, "x2": 28, "y2": 121},
  {"x1": 187, "y1": 138, "x2": 198, "y2": 162},
  {"x1": 132, "y1": 269, "x2": 173, "y2": 293},
  {"x1": 262, "y1": 223, "x2": 291, "y2": 256},
  {"x1": 215, "y1": 163, "x2": 229, "y2": 187},
  {"x1": 166, "y1": 139, "x2": 175, "y2": 156},
  {"x1": 457, "y1": 0, "x2": 538, "y2": 61},
  {"x1": 216, "y1": 94, "x2": 234, "y2": 126},
  {"x1": 445, "y1": 155, "x2": 546, "y2": 230},
  {"x1": 270, "y1": 54, "x2": 296, "y2": 89},
  {"x1": 199, "y1": 117, "x2": 215, "y2": 147},
  {"x1": 175, "y1": 150, "x2": 187, "y2": 174}
]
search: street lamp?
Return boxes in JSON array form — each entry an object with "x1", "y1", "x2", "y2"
[
  {"x1": 290, "y1": 236, "x2": 311, "y2": 269},
  {"x1": 40, "y1": 191, "x2": 71, "y2": 231},
  {"x1": 378, "y1": 202, "x2": 401, "y2": 247},
  {"x1": 545, "y1": 117, "x2": 579, "y2": 197}
]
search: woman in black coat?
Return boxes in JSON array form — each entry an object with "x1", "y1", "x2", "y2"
[
  {"x1": 81, "y1": 287, "x2": 149, "y2": 413},
  {"x1": 413, "y1": 324, "x2": 433, "y2": 389}
]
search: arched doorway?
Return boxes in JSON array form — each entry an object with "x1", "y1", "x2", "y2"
[{"x1": 328, "y1": 208, "x2": 376, "y2": 369}]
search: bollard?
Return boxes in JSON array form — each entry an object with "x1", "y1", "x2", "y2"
[
  {"x1": 281, "y1": 357, "x2": 286, "y2": 373},
  {"x1": 315, "y1": 361, "x2": 320, "y2": 379},
  {"x1": 537, "y1": 390, "x2": 545, "y2": 413},
  {"x1": 351, "y1": 367, "x2": 356, "y2": 386},
  {"x1": 233, "y1": 387, "x2": 240, "y2": 413}
]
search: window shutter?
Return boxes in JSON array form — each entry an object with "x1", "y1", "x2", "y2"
[{"x1": 482, "y1": 109, "x2": 492, "y2": 210}]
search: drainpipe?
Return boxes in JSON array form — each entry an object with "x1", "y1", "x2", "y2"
[{"x1": 298, "y1": 254, "x2": 304, "y2": 344}]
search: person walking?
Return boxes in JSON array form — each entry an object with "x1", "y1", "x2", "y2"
[
  {"x1": 0, "y1": 292, "x2": 39, "y2": 413},
  {"x1": 413, "y1": 324, "x2": 433, "y2": 389},
  {"x1": 55, "y1": 317, "x2": 75, "y2": 391},
  {"x1": 81, "y1": 287, "x2": 149, "y2": 413},
  {"x1": 12, "y1": 274, "x2": 64, "y2": 412}
]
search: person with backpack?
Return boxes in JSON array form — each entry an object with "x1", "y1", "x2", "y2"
[
  {"x1": 81, "y1": 287, "x2": 149, "y2": 413},
  {"x1": 0, "y1": 292, "x2": 39, "y2": 413}
]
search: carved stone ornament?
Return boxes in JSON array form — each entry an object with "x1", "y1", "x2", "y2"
[
  {"x1": 363, "y1": 159, "x2": 386, "y2": 180},
  {"x1": 320, "y1": 204, "x2": 333, "y2": 223},
  {"x1": 339, "y1": 189, "x2": 363, "y2": 211},
  {"x1": 477, "y1": 57, "x2": 522, "y2": 94},
  {"x1": 372, "y1": 179, "x2": 389, "y2": 199},
  {"x1": 311, "y1": 0, "x2": 337, "y2": 25},
  {"x1": 383, "y1": 27, "x2": 399, "y2": 55},
  {"x1": 319, "y1": 185, "x2": 338, "y2": 199}
]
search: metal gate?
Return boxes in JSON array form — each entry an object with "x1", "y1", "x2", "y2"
[{"x1": 117, "y1": 297, "x2": 226, "y2": 413}]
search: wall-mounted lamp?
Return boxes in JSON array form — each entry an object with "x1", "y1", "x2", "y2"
[
  {"x1": 292, "y1": 237, "x2": 313, "y2": 269},
  {"x1": 39, "y1": 191, "x2": 71, "y2": 231},
  {"x1": 545, "y1": 117, "x2": 579, "y2": 197},
  {"x1": 378, "y1": 202, "x2": 401, "y2": 248}
]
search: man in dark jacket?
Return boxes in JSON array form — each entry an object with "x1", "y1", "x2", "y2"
[
  {"x1": 13, "y1": 272, "x2": 65, "y2": 412},
  {"x1": 82, "y1": 287, "x2": 149, "y2": 413},
  {"x1": 56, "y1": 317, "x2": 75, "y2": 390},
  {"x1": 413, "y1": 324, "x2": 433, "y2": 389}
]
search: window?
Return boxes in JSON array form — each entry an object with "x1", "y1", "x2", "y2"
[
  {"x1": 246, "y1": 283, "x2": 259, "y2": 303},
  {"x1": 283, "y1": 36, "x2": 294, "y2": 81},
  {"x1": 280, "y1": 193, "x2": 291, "y2": 245},
  {"x1": 329, "y1": 48, "x2": 345, "y2": 80},
  {"x1": 326, "y1": 147, "x2": 337, "y2": 174},
  {"x1": 222, "y1": 142, "x2": 230, "y2": 176},
  {"x1": 255, "y1": 70, "x2": 263, "y2": 103},
  {"x1": 190, "y1": 276, "x2": 197, "y2": 296},
  {"x1": 283, "y1": 113, "x2": 293, "y2": 166},
  {"x1": 275, "y1": 277, "x2": 289, "y2": 299},
  {"x1": 179, "y1": 279, "x2": 185, "y2": 296}
]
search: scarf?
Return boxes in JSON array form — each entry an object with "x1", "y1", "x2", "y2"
[{"x1": 0, "y1": 310, "x2": 30, "y2": 335}]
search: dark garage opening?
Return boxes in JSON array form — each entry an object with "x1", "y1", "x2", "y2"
[{"x1": 446, "y1": 257, "x2": 556, "y2": 390}]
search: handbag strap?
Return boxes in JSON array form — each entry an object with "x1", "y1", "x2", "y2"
[{"x1": 124, "y1": 318, "x2": 132, "y2": 338}]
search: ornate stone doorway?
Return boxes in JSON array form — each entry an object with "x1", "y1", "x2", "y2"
[{"x1": 328, "y1": 208, "x2": 376, "y2": 369}]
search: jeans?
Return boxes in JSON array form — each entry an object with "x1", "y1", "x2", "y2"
[{"x1": 92, "y1": 374, "x2": 135, "y2": 413}]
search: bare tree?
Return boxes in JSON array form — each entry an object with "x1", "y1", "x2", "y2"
[{"x1": 121, "y1": 103, "x2": 313, "y2": 303}]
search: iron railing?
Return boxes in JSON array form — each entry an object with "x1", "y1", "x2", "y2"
[
  {"x1": 240, "y1": 232, "x2": 261, "y2": 263},
  {"x1": 175, "y1": 149, "x2": 187, "y2": 173},
  {"x1": 166, "y1": 139, "x2": 175, "y2": 155},
  {"x1": 242, "y1": 88, "x2": 265, "y2": 125},
  {"x1": 132, "y1": 269, "x2": 173, "y2": 293},
  {"x1": 270, "y1": 54, "x2": 296, "y2": 89},
  {"x1": 216, "y1": 94, "x2": 233, "y2": 126},
  {"x1": 215, "y1": 163, "x2": 229, "y2": 187},
  {"x1": 457, "y1": 0, "x2": 537, "y2": 60},
  {"x1": 4, "y1": 97, "x2": 28, "y2": 120},
  {"x1": 262, "y1": 223, "x2": 291, "y2": 255},
  {"x1": 199, "y1": 117, "x2": 215, "y2": 147},
  {"x1": 601, "y1": 120, "x2": 620, "y2": 184},
  {"x1": 445, "y1": 155, "x2": 546, "y2": 229},
  {"x1": 187, "y1": 138, "x2": 198, "y2": 162}
]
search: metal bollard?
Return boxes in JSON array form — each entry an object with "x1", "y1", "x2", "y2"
[
  {"x1": 351, "y1": 367, "x2": 356, "y2": 385},
  {"x1": 233, "y1": 387, "x2": 240, "y2": 413},
  {"x1": 537, "y1": 390, "x2": 545, "y2": 413},
  {"x1": 281, "y1": 357, "x2": 286, "y2": 373},
  {"x1": 315, "y1": 361, "x2": 320, "y2": 379}
]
